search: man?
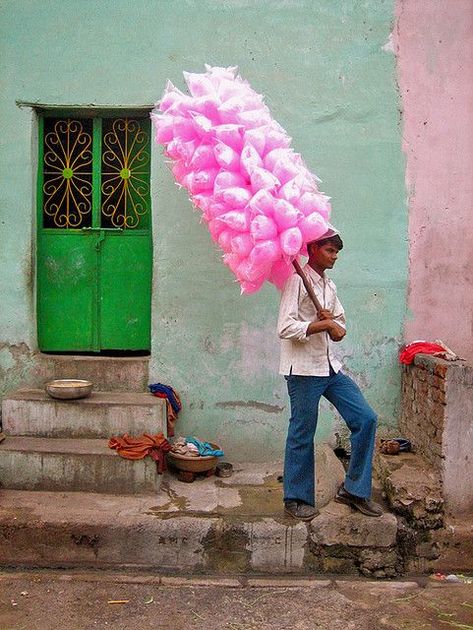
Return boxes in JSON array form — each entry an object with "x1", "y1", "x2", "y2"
[{"x1": 278, "y1": 226, "x2": 382, "y2": 521}]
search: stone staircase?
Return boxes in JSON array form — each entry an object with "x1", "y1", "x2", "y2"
[
  {"x1": 0, "y1": 356, "x2": 166, "y2": 496},
  {"x1": 1, "y1": 353, "x2": 472, "y2": 576},
  {"x1": 0, "y1": 464, "x2": 399, "y2": 577},
  {"x1": 0, "y1": 374, "x2": 401, "y2": 577}
]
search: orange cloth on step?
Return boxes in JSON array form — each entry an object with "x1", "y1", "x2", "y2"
[{"x1": 108, "y1": 433, "x2": 171, "y2": 473}]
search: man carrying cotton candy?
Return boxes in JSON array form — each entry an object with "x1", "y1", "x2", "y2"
[
  {"x1": 151, "y1": 66, "x2": 382, "y2": 520},
  {"x1": 278, "y1": 226, "x2": 383, "y2": 521}
]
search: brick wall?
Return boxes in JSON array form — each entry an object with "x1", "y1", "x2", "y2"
[
  {"x1": 399, "y1": 354, "x2": 448, "y2": 474},
  {"x1": 400, "y1": 354, "x2": 473, "y2": 515}
]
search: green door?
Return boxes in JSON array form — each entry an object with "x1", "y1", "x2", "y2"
[{"x1": 37, "y1": 114, "x2": 152, "y2": 352}]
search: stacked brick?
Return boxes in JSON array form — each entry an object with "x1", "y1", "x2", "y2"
[
  {"x1": 399, "y1": 354, "x2": 449, "y2": 474},
  {"x1": 376, "y1": 353, "x2": 473, "y2": 573}
]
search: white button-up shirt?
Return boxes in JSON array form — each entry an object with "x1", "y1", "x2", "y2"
[{"x1": 277, "y1": 264, "x2": 346, "y2": 376}]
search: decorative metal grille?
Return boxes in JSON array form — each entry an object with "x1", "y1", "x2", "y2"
[
  {"x1": 42, "y1": 118, "x2": 93, "y2": 228},
  {"x1": 101, "y1": 118, "x2": 150, "y2": 229}
]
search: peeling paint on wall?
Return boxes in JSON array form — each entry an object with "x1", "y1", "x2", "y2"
[
  {"x1": 0, "y1": 343, "x2": 36, "y2": 399},
  {"x1": 394, "y1": 0, "x2": 473, "y2": 360},
  {"x1": 0, "y1": 0, "x2": 407, "y2": 460}
]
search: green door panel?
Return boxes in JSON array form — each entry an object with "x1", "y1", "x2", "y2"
[
  {"x1": 37, "y1": 232, "x2": 98, "y2": 351},
  {"x1": 99, "y1": 232, "x2": 152, "y2": 350},
  {"x1": 37, "y1": 114, "x2": 152, "y2": 353}
]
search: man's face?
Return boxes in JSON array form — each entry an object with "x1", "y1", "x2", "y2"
[{"x1": 310, "y1": 242, "x2": 340, "y2": 270}]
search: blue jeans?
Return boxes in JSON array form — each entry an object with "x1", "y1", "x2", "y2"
[{"x1": 283, "y1": 369, "x2": 377, "y2": 506}]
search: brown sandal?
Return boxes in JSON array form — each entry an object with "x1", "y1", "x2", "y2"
[{"x1": 380, "y1": 439, "x2": 401, "y2": 455}]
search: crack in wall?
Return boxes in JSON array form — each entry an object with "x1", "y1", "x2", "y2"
[{"x1": 215, "y1": 400, "x2": 284, "y2": 413}]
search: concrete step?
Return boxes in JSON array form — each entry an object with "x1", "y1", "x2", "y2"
[
  {"x1": 34, "y1": 354, "x2": 150, "y2": 393},
  {"x1": 0, "y1": 464, "x2": 402, "y2": 577},
  {"x1": 0, "y1": 436, "x2": 160, "y2": 495},
  {"x1": 2, "y1": 389, "x2": 166, "y2": 439}
]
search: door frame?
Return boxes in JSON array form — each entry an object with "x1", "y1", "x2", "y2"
[{"x1": 36, "y1": 108, "x2": 154, "y2": 353}]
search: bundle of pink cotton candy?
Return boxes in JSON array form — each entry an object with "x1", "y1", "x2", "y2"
[{"x1": 152, "y1": 65, "x2": 331, "y2": 294}]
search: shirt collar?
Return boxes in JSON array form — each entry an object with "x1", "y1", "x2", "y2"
[{"x1": 303, "y1": 263, "x2": 325, "y2": 285}]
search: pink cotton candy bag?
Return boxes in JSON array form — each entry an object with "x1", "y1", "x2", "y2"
[{"x1": 152, "y1": 65, "x2": 332, "y2": 294}]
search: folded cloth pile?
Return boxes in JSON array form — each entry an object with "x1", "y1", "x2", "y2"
[
  {"x1": 108, "y1": 432, "x2": 171, "y2": 473},
  {"x1": 171, "y1": 436, "x2": 200, "y2": 457},
  {"x1": 186, "y1": 436, "x2": 224, "y2": 457},
  {"x1": 149, "y1": 383, "x2": 182, "y2": 437},
  {"x1": 171, "y1": 436, "x2": 224, "y2": 458}
]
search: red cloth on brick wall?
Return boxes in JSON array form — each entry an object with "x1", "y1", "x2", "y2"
[{"x1": 398, "y1": 342, "x2": 449, "y2": 365}]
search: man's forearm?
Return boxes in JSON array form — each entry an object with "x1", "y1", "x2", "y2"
[
  {"x1": 306, "y1": 320, "x2": 330, "y2": 336},
  {"x1": 307, "y1": 319, "x2": 346, "y2": 341}
]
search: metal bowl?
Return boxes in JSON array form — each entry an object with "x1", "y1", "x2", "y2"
[{"x1": 45, "y1": 379, "x2": 93, "y2": 400}]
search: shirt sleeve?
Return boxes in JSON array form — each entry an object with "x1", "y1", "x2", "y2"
[
  {"x1": 277, "y1": 274, "x2": 311, "y2": 342},
  {"x1": 332, "y1": 295, "x2": 346, "y2": 330}
]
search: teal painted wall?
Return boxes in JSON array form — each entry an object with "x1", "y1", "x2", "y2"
[{"x1": 0, "y1": 0, "x2": 406, "y2": 460}]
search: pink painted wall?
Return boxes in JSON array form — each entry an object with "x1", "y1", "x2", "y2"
[{"x1": 395, "y1": 0, "x2": 473, "y2": 361}]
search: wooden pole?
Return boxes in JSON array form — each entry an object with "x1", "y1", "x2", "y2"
[{"x1": 292, "y1": 259, "x2": 322, "y2": 314}]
